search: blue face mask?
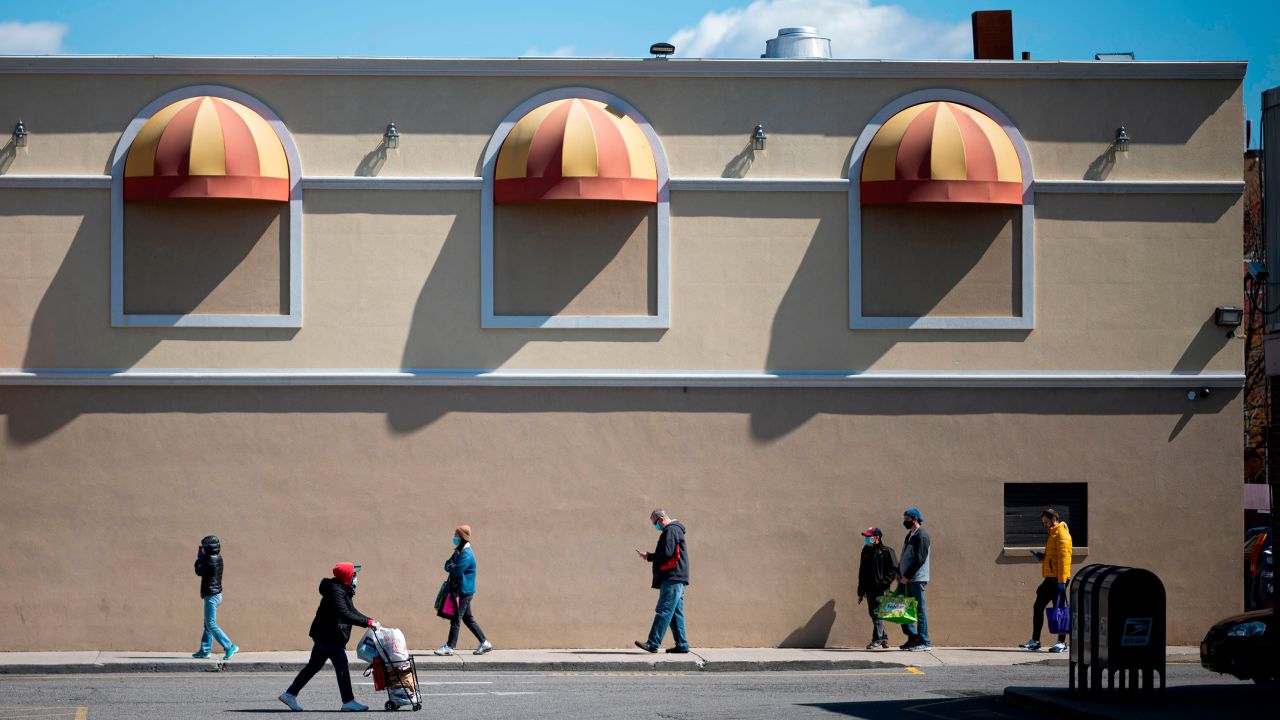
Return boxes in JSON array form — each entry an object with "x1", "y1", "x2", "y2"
[
  {"x1": 653, "y1": 523, "x2": 662, "y2": 531},
  {"x1": 452, "y1": 537, "x2": 461, "y2": 546},
  {"x1": 864, "y1": 536, "x2": 874, "y2": 546}
]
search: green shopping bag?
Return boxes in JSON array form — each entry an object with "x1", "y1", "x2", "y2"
[{"x1": 875, "y1": 586, "x2": 919, "y2": 625}]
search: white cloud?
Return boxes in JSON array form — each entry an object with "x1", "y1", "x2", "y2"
[
  {"x1": 669, "y1": 0, "x2": 970, "y2": 60},
  {"x1": 523, "y1": 45, "x2": 578, "y2": 57},
  {"x1": 0, "y1": 20, "x2": 69, "y2": 54}
]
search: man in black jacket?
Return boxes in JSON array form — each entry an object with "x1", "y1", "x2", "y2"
[
  {"x1": 192, "y1": 535, "x2": 237, "y2": 660},
  {"x1": 634, "y1": 509, "x2": 690, "y2": 654},
  {"x1": 857, "y1": 527, "x2": 897, "y2": 649},
  {"x1": 280, "y1": 563, "x2": 380, "y2": 712}
]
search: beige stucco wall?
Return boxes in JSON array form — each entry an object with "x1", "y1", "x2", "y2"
[
  {"x1": 0, "y1": 74, "x2": 1242, "y2": 181},
  {"x1": 0, "y1": 385, "x2": 1242, "y2": 650},
  {"x1": 124, "y1": 199, "x2": 287, "y2": 315},
  {"x1": 494, "y1": 202, "x2": 656, "y2": 317},
  {"x1": 862, "y1": 204, "x2": 1019, "y2": 317},
  {"x1": 0, "y1": 188, "x2": 1242, "y2": 373}
]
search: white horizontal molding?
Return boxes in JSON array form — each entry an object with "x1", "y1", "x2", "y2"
[
  {"x1": 671, "y1": 178, "x2": 846, "y2": 192},
  {"x1": 0, "y1": 57, "x2": 1246, "y2": 81},
  {"x1": 0, "y1": 174, "x2": 111, "y2": 189},
  {"x1": 2, "y1": 176, "x2": 1243, "y2": 196},
  {"x1": 301, "y1": 176, "x2": 482, "y2": 191},
  {"x1": 114, "y1": 313, "x2": 302, "y2": 329},
  {"x1": 0, "y1": 369, "x2": 1244, "y2": 388},
  {"x1": 1034, "y1": 179, "x2": 1244, "y2": 195},
  {"x1": 482, "y1": 314, "x2": 669, "y2": 330},
  {"x1": 852, "y1": 315, "x2": 1034, "y2": 330}
]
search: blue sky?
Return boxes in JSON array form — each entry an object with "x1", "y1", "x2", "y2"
[{"x1": 2, "y1": 0, "x2": 1277, "y2": 135}]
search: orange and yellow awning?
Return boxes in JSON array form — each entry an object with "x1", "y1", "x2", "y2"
[
  {"x1": 494, "y1": 98, "x2": 657, "y2": 204},
  {"x1": 860, "y1": 101, "x2": 1022, "y2": 206},
  {"x1": 124, "y1": 96, "x2": 289, "y2": 202}
]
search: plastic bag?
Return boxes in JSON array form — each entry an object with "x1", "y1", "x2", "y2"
[
  {"x1": 377, "y1": 627, "x2": 411, "y2": 669},
  {"x1": 875, "y1": 588, "x2": 919, "y2": 625},
  {"x1": 1046, "y1": 591, "x2": 1071, "y2": 635},
  {"x1": 356, "y1": 628, "x2": 381, "y2": 662}
]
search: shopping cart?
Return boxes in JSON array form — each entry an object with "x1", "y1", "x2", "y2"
[{"x1": 362, "y1": 628, "x2": 422, "y2": 712}]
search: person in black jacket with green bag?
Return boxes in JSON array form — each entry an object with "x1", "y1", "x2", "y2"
[
  {"x1": 857, "y1": 527, "x2": 897, "y2": 649},
  {"x1": 279, "y1": 563, "x2": 380, "y2": 712}
]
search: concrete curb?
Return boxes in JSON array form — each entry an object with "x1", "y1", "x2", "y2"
[{"x1": 0, "y1": 658, "x2": 908, "y2": 675}]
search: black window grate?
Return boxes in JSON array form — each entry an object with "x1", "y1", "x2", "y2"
[{"x1": 1004, "y1": 483, "x2": 1088, "y2": 547}]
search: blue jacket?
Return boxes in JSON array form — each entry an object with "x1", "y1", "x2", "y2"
[{"x1": 445, "y1": 544, "x2": 477, "y2": 596}]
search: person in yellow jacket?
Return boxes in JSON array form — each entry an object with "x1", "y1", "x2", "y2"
[{"x1": 1019, "y1": 508, "x2": 1072, "y2": 652}]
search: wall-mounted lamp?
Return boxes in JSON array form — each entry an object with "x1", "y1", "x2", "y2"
[
  {"x1": 752, "y1": 124, "x2": 767, "y2": 151},
  {"x1": 1113, "y1": 125, "x2": 1130, "y2": 153},
  {"x1": 13, "y1": 119, "x2": 28, "y2": 148},
  {"x1": 384, "y1": 122, "x2": 400, "y2": 150},
  {"x1": 1214, "y1": 305, "x2": 1243, "y2": 328}
]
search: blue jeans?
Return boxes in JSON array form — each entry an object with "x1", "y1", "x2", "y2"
[
  {"x1": 646, "y1": 581, "x2": 688, "y2": 649},
  {"x1": 199, "y1": 593, "x2": 233, "y2": 654},
  {"x1": 902, "y1": 581, "x2": 929, "y2": 645}
]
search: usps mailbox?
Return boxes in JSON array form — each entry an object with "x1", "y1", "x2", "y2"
[
  {"x1": 1069, "y1": 563, "x2": 1116, "y2": 692},
  {"x1": 1097, "y1": 567, "x2": 1165, "y2": 692}
]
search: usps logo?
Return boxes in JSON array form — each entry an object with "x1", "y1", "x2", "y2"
[{"x1": 1121, "y1": 618, "x2": 1153, "y2": 647}]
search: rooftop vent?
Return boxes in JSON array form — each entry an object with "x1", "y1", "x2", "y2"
[
  {"x1": 1094, "y1": 52, "x2": 1135, "y2": 61},
  {"x1": 971, "y1": 10, "x2": 1013, "y2": 60},
  {"x1": 762, "y1": 27, "x2": 831, "y2": 59}
]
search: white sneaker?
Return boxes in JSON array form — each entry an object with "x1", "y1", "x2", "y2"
[
  {"x1": 474, "y1": 640, "x2": 493, "y2": 655},
  {"x1": 278, "y1": 692, "x2": 302, "y2": 711},
  {"x1": 433, "y1": 644, "x2": 454, "y2": 656},
  {"x1": 340, "y1": 699, "x2": 369, "y2": 711},
  {"x1": 1048, "y1": 642, "x2": 1067, "y2": 653}
]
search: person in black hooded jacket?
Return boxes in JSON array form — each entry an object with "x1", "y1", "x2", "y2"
[
  {"x1": 634, "y1": 509, "x2": 690, "y2": 654},
  {"x1": 279, "y1": 563, "x2": 379, "y2": 712},
  {"x1": 192, "y1": 535, "x2": 237, "y2": 660}
]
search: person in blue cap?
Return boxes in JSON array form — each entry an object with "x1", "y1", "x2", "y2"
[{"x1": 895, "y1": 507, "x2": 931, "y2": 651}]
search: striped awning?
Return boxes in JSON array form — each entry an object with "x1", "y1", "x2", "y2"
[
  {"x1": 494, "y1": 98, "x2": 657, "y2": 204},
  {"x1": 860, "y1": 101, "x2": 1022, "y2": 206},
  {"x1": 124, "y1": 96, "x2": 289, "y2": 202}
]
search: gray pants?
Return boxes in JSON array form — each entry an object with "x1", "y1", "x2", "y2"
[{"x1": 866, "y1": 593, "x2": 888, "y2": 643}]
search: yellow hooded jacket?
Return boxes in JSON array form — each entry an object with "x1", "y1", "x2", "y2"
[{"x1": 1042, "y1": 522, "x2": 1072, "y2": 583}]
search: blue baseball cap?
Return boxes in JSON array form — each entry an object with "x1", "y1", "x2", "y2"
[{"x1": 904, "y1": 507, "x2": 923, "y2": 523}]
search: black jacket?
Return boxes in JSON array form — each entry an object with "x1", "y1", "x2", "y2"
[
  {"x1": 307, "y1": 578, "x2": 372, "y2": 646},
  {"x1": 194, "y1": 540, "x2": 223, "y2": 598},
  {"x1": 648, "y1": 521, "x2": 689, "y2": 589},
  {"x1": 857, "y1": 542, "x2": 897, "y2": 598}
]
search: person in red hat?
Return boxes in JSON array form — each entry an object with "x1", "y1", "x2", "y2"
[
  {"x1": 856, "y1": 527, "x2": 897, "y2": 649},
  {"x1": 279, "y1": 562, "x2": 379, "y2": 712}
]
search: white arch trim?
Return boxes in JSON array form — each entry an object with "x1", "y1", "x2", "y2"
[
  {"x1": 110, "y1": 84, "x2": 304, "y2": 328},
  {"x1": 848, "y1": 89, "x2": 1035, "y2": 330},
  {"x1": 480, "y1": 87, "x2": 671, "y2": 329}
]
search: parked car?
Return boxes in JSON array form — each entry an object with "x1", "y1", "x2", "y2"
[{"x1": 1201, "y1": 607, "x2": 1276, "y2": 684}]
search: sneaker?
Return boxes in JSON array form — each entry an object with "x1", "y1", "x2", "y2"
[
  {"x1": 665, "y1": 647, "x2": 690, "y2": 654},
  {"x1": 879, "y1": 640, "x2": 891, "y2": 649},
  {"x1": 910, "y1": 644, "x2": 932, "y2": 652},
  {"x1": 339, "y1": 700, "x2": 368, "y2": 712},
  {"x1": 1048, "y1": 642, "x2": 1067, "y2": 653},
  {"x1": 899, "y1": 639, "x2": 920, "y2": 650},
  {"x1": 1019, "y1": 640, "x2": 1042, "y2": 651},
  {"x1": 433, "y1": 645, "x2": 455, "y2": 656},
  {"x1": 634, "y1": 640, "x2": 659, "y2": 653},
  {"x1": 473, "y1": 640, "x2": 493, "y2": 655},
  {"x1": 223, "y1": 644, "x2": 239, "y2": 660},
  {"x1": 191, "y1": 651, "x2": 212, "y2": 659},
  {"x1": 278, "y1": 692, "x2": 303, "y2": 712}
]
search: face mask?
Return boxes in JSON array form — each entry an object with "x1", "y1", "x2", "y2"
[
  {"x1": 653, "y1": 523, "x2": 662, "y2": 531},
  {"x1": 903, "y1": 520, "x2": 914, "y2": 530},
  {"x1": 452, "y1": 537, "x2": 461, "y2": 546},
  {"x1": 864, "y1": 536, "x2": 874, "y2": 546}
]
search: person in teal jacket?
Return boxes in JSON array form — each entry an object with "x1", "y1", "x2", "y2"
[{"x1": 434, "y1": 525, "x2": 492, "y2": 656}]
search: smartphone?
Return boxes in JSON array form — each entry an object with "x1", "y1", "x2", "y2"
[{"x1": 353, "y1": 564, "x2": 362, "y2": 574}]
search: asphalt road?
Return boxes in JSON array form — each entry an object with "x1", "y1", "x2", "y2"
[{"x1": 0, "y1": 664, "x2": 1253, "y2": 719}]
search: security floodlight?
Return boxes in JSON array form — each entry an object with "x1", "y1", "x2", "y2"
[{"x1": 650, "y1": 42, "x2": 675, "y2": 59}]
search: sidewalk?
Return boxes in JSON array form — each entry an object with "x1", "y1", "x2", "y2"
[{"x1": 0, "y1": 647, "x2": 1200, "y2": 675}]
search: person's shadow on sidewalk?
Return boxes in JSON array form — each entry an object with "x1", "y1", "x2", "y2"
[{"x1": 780, "y1": 600, "x2": 837, "y2": 648}]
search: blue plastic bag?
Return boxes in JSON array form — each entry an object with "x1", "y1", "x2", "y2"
[{"x1": 1045, "y1": 591, "x2": 1071, "y2": 635}]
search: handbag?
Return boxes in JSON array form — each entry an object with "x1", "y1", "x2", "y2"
[
  {"x1": 433, "y1": 580, "x2": 450, "y2": 611},
  {"x1": 875, "y1": 585, "x2": 919, "y2": 625},
  {"x1": 1045, "y1": 589, "x2": 1071, "y2": 635}
]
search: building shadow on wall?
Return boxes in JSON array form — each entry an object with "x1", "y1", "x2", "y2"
[
  {"x1": 356, "y1": 140, "x2": 388, "y2": 177},
  {"x1": 721, "y1": 141, "x2": 757, "y2": 179},
  {"x1": 8, "y1": 192, "x2": 297, "y2": 445},
  {"x1": 780, "y1": 599, "x2": 837, "y2": 648}
]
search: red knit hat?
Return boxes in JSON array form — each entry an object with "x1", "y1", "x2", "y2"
[{"x1": 332, "y1": 562, "x2": 356, "y2": 585}]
